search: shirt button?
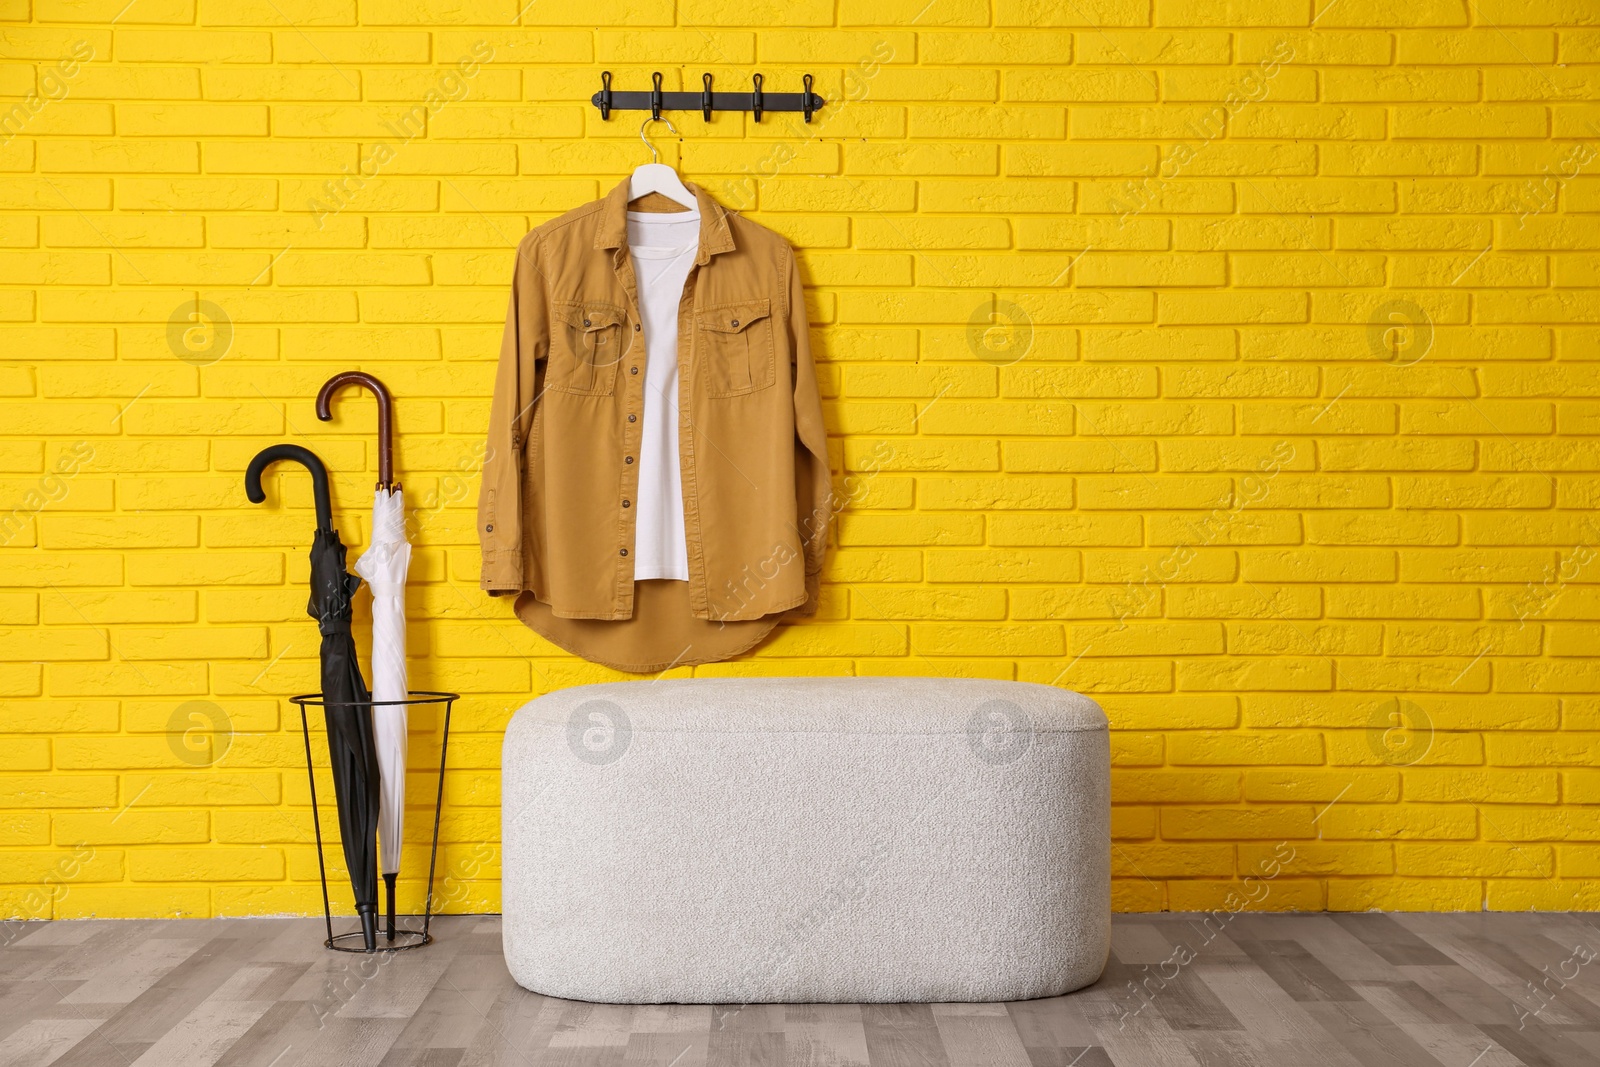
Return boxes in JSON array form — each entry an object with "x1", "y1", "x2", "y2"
[
  {"x1": 583, "y1": 318, "x2": 592, "y2": 327},
  {"x1": 622, "y1": 499, "x2": 631, "y2": 508},
  {"x1": 625, "y1": 456, "x2": 634, "y2": 464},
  {"x1": 628, "y1": 414, "x2": 637, "y2": 422},
  {"x1": 731, "y1": 319, "x2": 739, "y2": 327},
  {"x1": 630, "y1": 366, "x2": 639, "y2": 375},
  {"x1": 634, "y1": 324, "x2": 641, "y2": 331},
  {"x1": 485, "y1": 524, "x2": 493, "y2": 532},
  {"x1": 620, "y1": 548, "x2": 628, "y2": 557}
]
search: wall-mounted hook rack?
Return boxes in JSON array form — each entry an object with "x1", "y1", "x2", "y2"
[{"x1": 594, "y1": 71, "x2": 824, "y2": 123}]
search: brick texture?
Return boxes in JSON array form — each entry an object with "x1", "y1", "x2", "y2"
[{"x1": 2, "y1": 3, "x2": 1598, "y2": 918}]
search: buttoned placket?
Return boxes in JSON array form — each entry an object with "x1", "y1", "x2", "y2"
[
  {"x1": 611, "y1": 225, "x2": 715, "y2": 617},
  {"x1": 612, "y1": 244, "x2": 645, "y2": 607}
]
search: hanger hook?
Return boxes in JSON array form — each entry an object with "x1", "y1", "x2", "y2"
[{"x1": 639, "y1": 115, "x2": 679, "y2": 164}]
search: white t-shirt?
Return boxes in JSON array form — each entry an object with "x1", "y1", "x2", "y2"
[{"x1": 625, "y1": 208, "x2": 700, "y2": 581}]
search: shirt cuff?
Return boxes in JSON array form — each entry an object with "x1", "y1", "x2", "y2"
[{"x1": 480, "y1": 562, "x2": 523, "y2": 597}]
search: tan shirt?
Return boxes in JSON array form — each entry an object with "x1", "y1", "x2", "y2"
[{"x1": 478, "y1": 178, "x2": 833, "y2": 668}]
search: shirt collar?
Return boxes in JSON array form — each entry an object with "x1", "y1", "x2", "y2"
[{"x1": 595, "y1": 175, "x2": 735, "y2": 266}]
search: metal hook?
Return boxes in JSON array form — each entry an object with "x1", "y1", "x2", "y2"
[
  {"x1": 639, "y1": 114, "x2": 679, "y2": 164},
  {"x1": 650, "y1": 71, "x2": 663, "y2": 121},
  {"x1": 702, "y1": 72, "x2": 714, "y2": 122}
]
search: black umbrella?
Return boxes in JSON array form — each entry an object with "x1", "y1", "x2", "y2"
[{"x1": 246, "y1": 443, "x2": 381, "y2": 952}]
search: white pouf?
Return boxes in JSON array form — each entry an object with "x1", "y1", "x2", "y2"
[{"x1": 500, "y1": 676, "x2": 1110, "y2": 1003}]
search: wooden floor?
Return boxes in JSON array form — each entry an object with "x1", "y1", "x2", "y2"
[{"x1": 0, "y1": 913, "x2": 1597, "y2": 1066}]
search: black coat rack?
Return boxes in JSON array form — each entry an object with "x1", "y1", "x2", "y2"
[{"x1": 593, "y1": 71, "x2": 824, "y2": 123}]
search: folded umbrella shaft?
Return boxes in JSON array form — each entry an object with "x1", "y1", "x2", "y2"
[
  {"x1": 310, "y1": 527, "x2": 382, "y2": 951},
  {"x1": 356, "y1": 487, "x2": 412, "y2": 941}
]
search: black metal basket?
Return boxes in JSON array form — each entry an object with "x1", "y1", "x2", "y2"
[{"x1": 289, "y1": 690, "x2": 459, "y2": 953}]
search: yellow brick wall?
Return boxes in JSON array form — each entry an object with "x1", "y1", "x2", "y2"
[{"x1": 4, "y1": 0, "x2": 1599, "y2": 921}]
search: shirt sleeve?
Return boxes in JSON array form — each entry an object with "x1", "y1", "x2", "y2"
[
  {"x1": 478, "y1": 231, "x2": 546, "y2": 596},
  {"x1": 783, "y1": 243, "x2": 833, "y2": 618}
]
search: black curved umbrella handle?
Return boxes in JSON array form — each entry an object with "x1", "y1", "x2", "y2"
[{"x1": 245, "y1": 444, "x2": 333, "y2": 531}]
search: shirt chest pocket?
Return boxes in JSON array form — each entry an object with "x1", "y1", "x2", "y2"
[
  {"x1": 695, "y1": 298, "x2": 775, "y2": 397},
  {"x1": 551, "y1": 301, "x2": 627, "y2": 396}
]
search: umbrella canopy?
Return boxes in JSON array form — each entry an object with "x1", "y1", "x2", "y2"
[
  {"x1": 247, "y1": 443, "x2": 381, "y2": 952},
  {"x1": 318, "y1": 371, "x2": 410, "y2": 943},
  {"x1": 354, "y1": 488, "x2": 410, "y2": 916}
]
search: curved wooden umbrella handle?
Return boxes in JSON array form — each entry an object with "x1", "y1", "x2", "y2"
[
  {"x1": 245, "y1": 444, "x2": 333, "y2": 531},
  {"x1": 316, "y1": 371, "x2": 397, "y2": 491}
]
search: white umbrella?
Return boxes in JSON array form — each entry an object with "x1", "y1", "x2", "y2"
[
  {"x1": 318, "y1": 371, "x2": 411, "y2": 944},
  {"x1": 356, "y1": 484, "x2": 410, "y2": 941}
]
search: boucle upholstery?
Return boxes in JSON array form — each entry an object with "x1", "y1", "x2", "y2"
[{"x1": 501, "y1": 676, "x2": 1110, "y2": 1003}]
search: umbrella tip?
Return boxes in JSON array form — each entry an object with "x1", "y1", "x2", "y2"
[{"x1": 358, "y1": 906, "x2": 379, "y2": 953}]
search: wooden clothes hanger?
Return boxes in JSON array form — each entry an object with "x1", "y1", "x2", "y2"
[{"x1": 628, "y1": 116, "x2": 697, "y2": 214}]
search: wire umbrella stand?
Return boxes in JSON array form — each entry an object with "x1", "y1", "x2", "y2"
[{"x1": 290, "y1": 690, "x2": 459, "y2": 954}]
